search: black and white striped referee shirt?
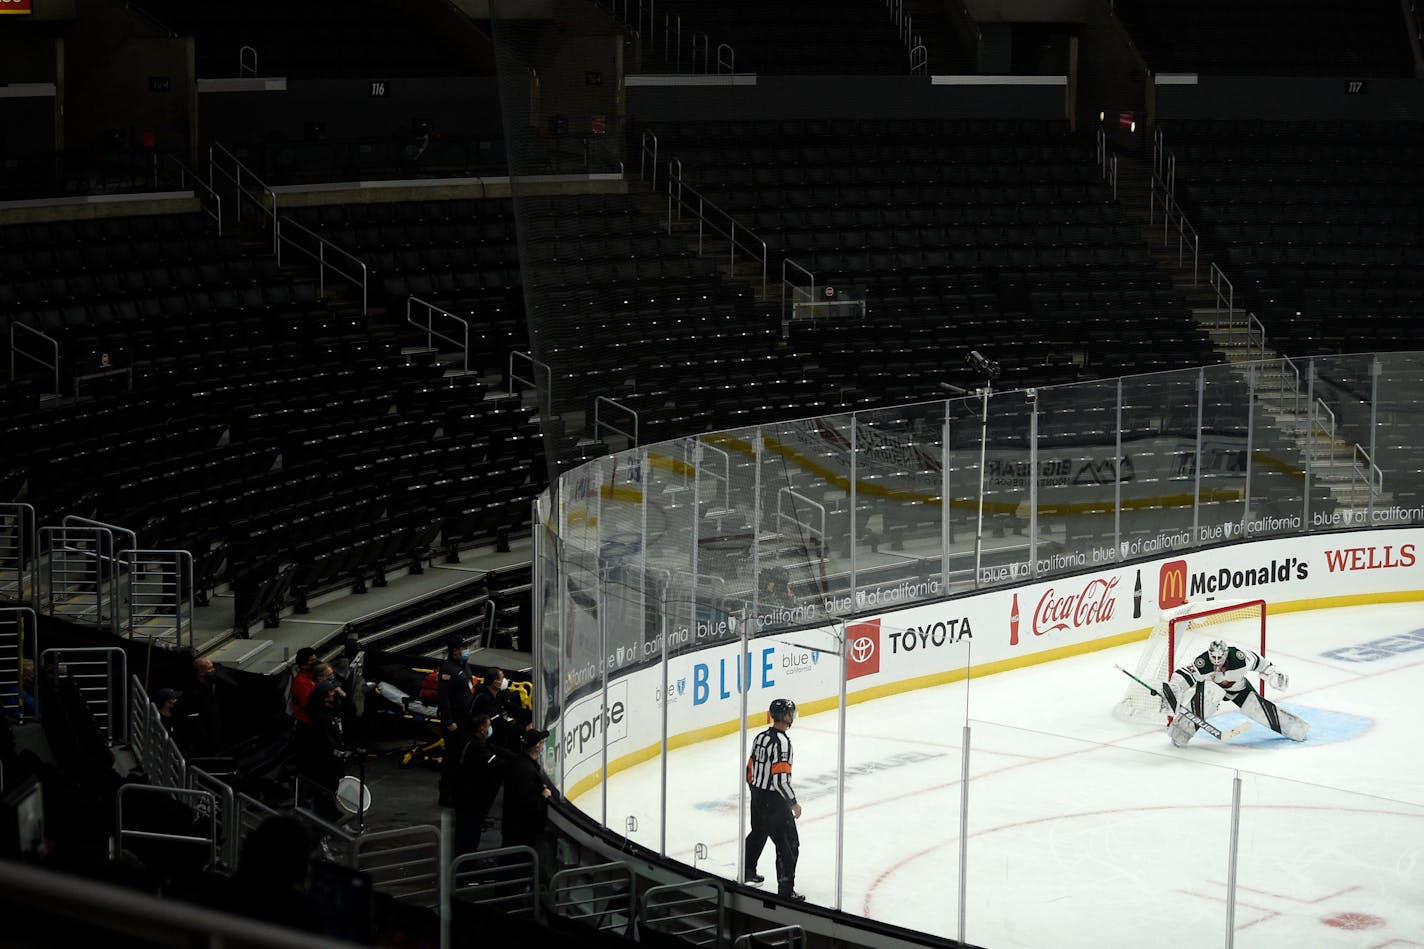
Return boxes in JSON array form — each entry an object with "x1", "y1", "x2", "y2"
[{"x1": 746, "y1": 727, "x2": 796, "y2": 803}]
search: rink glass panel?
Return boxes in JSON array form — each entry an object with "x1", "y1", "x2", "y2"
[
  {"x1": 1243, "y1": 358, "x2": 1309, "y2": 542},
  {"x1": 960, "y1": 721, "x2": 1238, "y2": 949},
  {"x1": 1235, "y1": 770, "x2": 1424, "y2": 941},
  {"x1": 539, "y1": 351, "x2": 1424, "y2": 908},
  {"x1": 965, "y1": 387, "x2": 1036, "y2": 591},
  {"x1": 1373, "y1": 353, "x2": 1424, "y2": 526},
  {"x1": 1195, "y1": 363, "x2": 1252, "y2": 545},
  {"x1": 753, "y1": 417, "x2": 843, "y2": 634},
  {"x1": 1030, "y1": 377, "x2": 1129, "y2": 576},
  {"x1": 1116, "y1": 369, "x2": 1201, "y2": 559},
  {"x1": 848, "y1": 402, "x2": 948, "y2": 616}
]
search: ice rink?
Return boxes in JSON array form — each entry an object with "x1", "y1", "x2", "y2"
[{"x1": 571, "y1": 602, "x2": 1424, "y2": 948}]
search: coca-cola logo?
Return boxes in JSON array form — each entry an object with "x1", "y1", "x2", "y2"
[{"x1": 1032, "y1": 577, "x2": 1119, "y2": 636}]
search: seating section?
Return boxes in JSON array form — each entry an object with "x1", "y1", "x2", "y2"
[
  {"x1": 648, "y1": 117, "x2": 1219, "y2": 402},
  {"x1": 1, "y1": 208, "x2": 546, "y2": 630},
  {"x1": 1169, "y1": 119, "x2": 1424, "y2": 355},
  {"x1": 1116, "y1": 0, "x2": 1414, "y2": 76},
  {"x1": 288, "y1": 197, "x2": 527, "y2": 380},
  {"x1": 642, "y1": 0, "x2": 908, "y2": 74}
]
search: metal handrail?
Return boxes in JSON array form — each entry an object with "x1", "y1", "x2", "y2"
[
  {"x1": 276, "y1": 216, "x2": 369, "y2": 315},
  {"x1": 780, "y1": 257, "x2": 816, "y2": 332},
  {"x1": 910, "y1": 43, "x2": 928, "y2": 75},
  {"x1": 734, "y1": 926, "x2": 806, "y2": 949},
  {"x1": 1352, "y1": 442, "x2": 1384, "y2": 495},
  {"x1": 508, "y1": 350, "x2": 553, "y2": 410},
  {"x1": 115, "y1": 784, "x2": 218, "y2": 871},
  {"x1": 119, "y1": 549, "x2": 194, "y2": 649},
  {"x1": 1209, "y1": 262, "x2": 1235, "y2": 332},
  {"x1": 1246, "y1": 312, "x2": 1268, "y2": 364},
  {"x1": 407, "y1": 296, "x2": 469, "y2": 374},
  {"x1": 594, "y1": 396, "x2": 639, "y2": 448},
  {"x1": 1280, "y1": 354, "x2": 1303, "y2": 418},
  {"x1": 160, "y1": 153, "x2": 223, "y2": 234},
  {"x1": 61, "y1": 515, "x2": 138, "y2": 561},
  {"x1": 775, "y1": 487, "x2": 826, "y2": 552},
  {"x1": 666, "y1": 166, "x2": 767, "y2": 294},
  {"x1": 667, "y1": 158, "x2": 682, "y2": 227},
  {"x1": 9, "y1": 322, "x2": 59, "y2": 395},
  {"x1": 0, "y1": 504, "x2": 37, "y2": 609},
  {"x1": 692, "y1": 32, "x2": 709, "y2": 73},
  {"x1": 209, "y1": 142, "x2": 277, "y2": 252},
  {"x1": 1313, "y1": 397, "x2": 1337, "y2": 461},
  {"x1": 716, "y1": 43, "x2": 734, "y2": 73},
  {"x1": 640, "y1": 130, "x2": 659, "y2": 187},
  {"x1": 239, "y1": 45, "x2": 257, "y2": 77}
]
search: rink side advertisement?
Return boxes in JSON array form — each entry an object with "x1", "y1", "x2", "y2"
[{"x1": 555, "y1": 526, "x2": 1424, "y2": 797}]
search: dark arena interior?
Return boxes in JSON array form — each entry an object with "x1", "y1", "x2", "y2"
[{"x1": 2, "y1": 0, "x2": 1423, "y2": 946}]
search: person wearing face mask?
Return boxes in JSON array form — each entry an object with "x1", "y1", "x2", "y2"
[
  {"x1": 436, "y1": 635, "x2": 476, "y2": 807},
  {"x1": 473, "y1": 667, "x2": 520, "y2": 751},
  {"x1": 453, "y1": 713, "x2": 505, "y2": 856}
]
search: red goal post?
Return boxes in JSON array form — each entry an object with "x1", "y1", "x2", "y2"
[{"x1": 1114, "y1": 598, "x2": 1267, "y2": 724}]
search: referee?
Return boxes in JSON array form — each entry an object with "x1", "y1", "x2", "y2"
[{"x1": 744, "y1": 697, "x2": 803, "y2": 900}]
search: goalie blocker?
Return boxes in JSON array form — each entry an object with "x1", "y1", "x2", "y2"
[{"x1": 1162, "y1": 639, "x2": 1309, "y2": 747}]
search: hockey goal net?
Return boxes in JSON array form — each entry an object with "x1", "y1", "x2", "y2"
[{"x1": 1114, "y1": 599, "x2": 1266, "y2": 723}]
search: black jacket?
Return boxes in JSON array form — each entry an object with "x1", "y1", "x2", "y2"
[
  {"x1": 455, "y1": 737, "x2": 505, "y2": 819},
  {"x1": 501, "y1": 751, "x2": 549, "y2": 849},
  {"x1": 437, "y1": 657, "x2": 475, "y2": 728}
]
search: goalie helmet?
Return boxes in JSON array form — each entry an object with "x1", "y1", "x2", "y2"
[
  {"x1": 1208, "y1": 640, "x2": 1228, "y2": 665},
  {"x1": 768, "y1": 698, "x2": 797, "y2": 725}
]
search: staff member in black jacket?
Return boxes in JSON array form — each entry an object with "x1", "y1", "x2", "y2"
[
  {"x1": 744, "y1": 698, "x2": 803, "y2": 900},
  {"x1": 436, "y1": 635, "x2": 475, "y2": 807},
  {"x1": 502, "y1": 727, "x2": 552, "y2": 852},
  {"x1": 454, "y1": 713, "x2": 505, "y2": 855}
]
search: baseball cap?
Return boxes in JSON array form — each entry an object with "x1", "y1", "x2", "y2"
[
  {"x1": 154, "y1": 687, "x2": 182, "y2": 704},
  {"x1": 520, "y1": 728, "x2": 550, "y2": 748}
]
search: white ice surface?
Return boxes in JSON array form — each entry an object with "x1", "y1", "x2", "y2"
[{"x1": 574, "y1": 603, "x2": 1424, "y2": 948}]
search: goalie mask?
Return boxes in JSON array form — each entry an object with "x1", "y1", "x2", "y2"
[
  {"x1": 1208, "y1": 640, "x2": 1228, "y2": 666},
  {"x1": 769, "y1": 698, "x2": 797, "y2": 726}
]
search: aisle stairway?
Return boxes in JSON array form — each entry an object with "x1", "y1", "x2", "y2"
[{"x1": 1113, "y1": 152, "x2": 1389, "y2": 516}]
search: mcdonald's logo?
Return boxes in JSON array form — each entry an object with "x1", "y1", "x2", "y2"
[
  {"x1": 1159, "y1": 560, "x2": 1188, "y2": 609},
  {"x1": 0, "y1": 0, "x2": 33, "y2": 14}
]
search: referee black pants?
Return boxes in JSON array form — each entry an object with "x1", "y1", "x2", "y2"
[{"x1": 746, "y1": 788, "x2": 799, "y2": 896}]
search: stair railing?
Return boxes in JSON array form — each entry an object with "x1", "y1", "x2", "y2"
[
  {"x1": 666, "y1": 161, "x2": 767, "y2": 294},
  {"x1": 275, "y1": 216, "x2": 369, "y2": 315},
  {"x1": 639, "y1": 130, "x2": 659, "y2": 188},
  {"x1": 1209, "y1": 262, "x2": 1235, "y2": 331},
  {"x1": 1352, "y1": 443, "x2": 1385, "y2": 500}
]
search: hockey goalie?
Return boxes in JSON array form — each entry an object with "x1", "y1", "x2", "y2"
[{"x1": 1160, "y1": 639, "x2": 1310, "y2": 747}]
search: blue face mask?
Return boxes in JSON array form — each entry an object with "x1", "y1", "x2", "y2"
[
  {"x1": 485, "y1": 726, "x2": 494, "y2": 740},
  {"x1": 461, "y1": 648, "x2": 472, "y2": 662}
]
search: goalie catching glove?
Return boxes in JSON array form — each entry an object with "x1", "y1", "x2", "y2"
[{"x1": 1261, "y1": 663, "x2": 1288, "y2": 690}]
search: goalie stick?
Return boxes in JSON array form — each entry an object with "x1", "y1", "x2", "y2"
[{"x1": 1114, "y1": 665, "x2": 1251, "y2": 741}]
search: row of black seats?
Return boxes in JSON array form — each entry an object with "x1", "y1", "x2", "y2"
[
  {"x1": 743, "y1": 199, "x2": 1122, "y2": 233},
  {"x1": 0, "y1": 213, "x2": 217, "y2": 251},
  {"x1": 645, "y1": 118, "x2": 1071, "y2": 146}
]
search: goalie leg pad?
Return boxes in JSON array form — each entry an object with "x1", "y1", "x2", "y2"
[
  {"x1": 1168, "y1": 713, "x2": 1198, "y2": 748},
  {"x1": 1238, "y1": 691, "x2": 1310, "y2": 741}
]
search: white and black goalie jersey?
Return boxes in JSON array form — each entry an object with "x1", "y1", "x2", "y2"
[{"x1": 1173, "y1": 645, "x2": 1267, "y2": 694}]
